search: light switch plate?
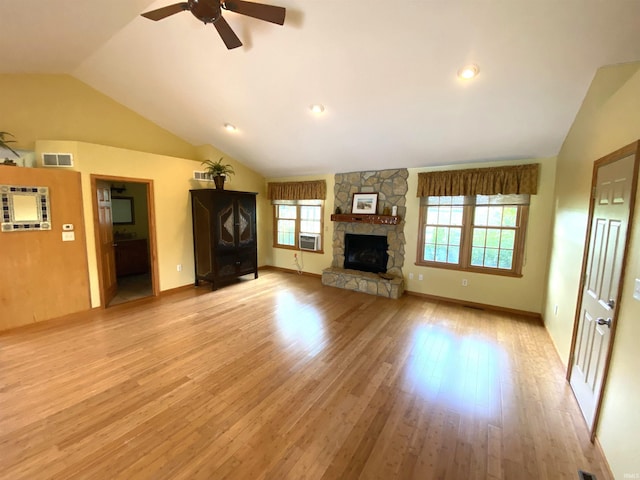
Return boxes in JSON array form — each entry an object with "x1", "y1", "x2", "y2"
[
  {"x1": 634, "y1": 278, "x2": 640, "y2": 301},
  {"x1": 62, "y1": 231, "x2": 75, "y2": 242},
  {"x1": 62, "y1": 224, "x2": 74, "y2": 231}
]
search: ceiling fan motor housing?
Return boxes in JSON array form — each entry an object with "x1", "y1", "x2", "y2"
[{"x1": 188, "y1": 0, "x2": 222, "y2": 23}]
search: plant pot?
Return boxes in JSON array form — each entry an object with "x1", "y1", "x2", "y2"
[{"x1": 213, "y1": 175, "x2": 225, "y2": 190}]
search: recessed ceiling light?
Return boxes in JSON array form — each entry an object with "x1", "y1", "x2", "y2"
[
  {"x1": 457, "y1": 64, "x2": 480, "y2": 80},
  {"x1": 224, "y1": 123, "x2": 237, "y2": 132},
  {"x1": 309, "y1": 104, "x2": 325, "y2": 114}
]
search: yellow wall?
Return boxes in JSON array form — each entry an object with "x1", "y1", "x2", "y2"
[
  {"x1": 543, "y1": 62, "x2": 640, "y2": 479},
  {"x1": 266, "y1": 174, "x2": 335, "y2": 275},
  {"x1": 1, "y1": 73, "x2": 268, "y2": 311},
  {"x1": 35, "y1": 140, "x2": 268, "y2": 308},
  {"x1": 267, "y1": 165, "x2": 556, "y2": 316},
  {"x1": 403, "y1": 159, "x2": 556, "y2": 314},
  {"x1": 1, "y1": 74, "x2": 198, "y2": 159}
]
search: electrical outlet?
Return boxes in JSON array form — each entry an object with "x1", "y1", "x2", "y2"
[
  {"x1": 409, "y1": 273, "x2": 414, "y2": 280},
  {"x1": 462, "y1": 279, "x2": 468, "y2": 287},
  {"x1": 177, "y1": 264, "x2": 182, "y2": 272},
  {"x1": 418, "y1": 274, "x2": 423, "y2": 281}
]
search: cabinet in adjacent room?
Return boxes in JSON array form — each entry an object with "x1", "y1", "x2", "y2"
[
  {"x1": 114, "y1": 239, "x2": 149, "y2": 276},
  {"x1": 189, "y1": 189, "x2": 258, "y2": 290}
]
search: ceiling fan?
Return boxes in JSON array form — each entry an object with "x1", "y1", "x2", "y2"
[{"x1": 141, "y1": 0, "x2": 286, "y2": 50}]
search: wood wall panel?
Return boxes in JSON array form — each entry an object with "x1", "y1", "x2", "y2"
[{"x1": 0, "y1": 167, "x2": 90, "y2": 331}]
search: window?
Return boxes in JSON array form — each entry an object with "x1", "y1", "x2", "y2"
[
  {"x1": 273, "y1": 200, "x2": 323, "y2": 251},
  {"x1": 417, "y1": 195, "x2": 529, "y2": 276}
]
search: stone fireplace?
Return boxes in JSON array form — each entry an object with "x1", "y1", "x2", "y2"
[{"x1": 321, "y1": 168, "x2": 408, "y2": 299}]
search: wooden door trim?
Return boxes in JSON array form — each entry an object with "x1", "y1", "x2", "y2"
[
  {"x1": 566, "y1": 140, "x2": 640, "y2": 441},
  {"x1": 90, "y1": 174, "x2": 160, "y2": 307}
]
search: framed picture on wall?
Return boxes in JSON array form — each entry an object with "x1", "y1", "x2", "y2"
[{"x1": 351, "y1": 193, "x2": 378, "y2": 214}]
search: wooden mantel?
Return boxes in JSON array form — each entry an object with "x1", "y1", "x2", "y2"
[{"x1": 330, "y1": 213, "x2": 400, "y2": 225}]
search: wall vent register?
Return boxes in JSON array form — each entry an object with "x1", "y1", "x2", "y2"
[{"x1": 42, "y1": 153, "x2": 73, "y2": 167}]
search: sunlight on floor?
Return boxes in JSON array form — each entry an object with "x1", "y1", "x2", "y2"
[
  {"x1": 403, "y1": 323, "x2": 503, "y2": 417},
  {"x1": 274, "y1": 291, "x2": 328, "y2": 356}
]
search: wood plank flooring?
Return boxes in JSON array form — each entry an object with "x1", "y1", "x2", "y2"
[{"x1": 0, "y1": 270, "x2": 611, "y2": 479}]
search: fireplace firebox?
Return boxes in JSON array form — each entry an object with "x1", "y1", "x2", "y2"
[{"x1": 344, "y1": 234, "x2": 388, "y2": 273}]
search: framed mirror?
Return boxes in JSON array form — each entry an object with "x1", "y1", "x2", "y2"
[
  {"x1": 112, "y1": 196, "x2": 135, "y2": 225},
  {"x1": 1, "y1": 185, "x2": 51, "y2": 232}
]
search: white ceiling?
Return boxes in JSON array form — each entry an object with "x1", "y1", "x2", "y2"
[{"x1": 2, "y1": 1, "x2": 640, "y2": 177}]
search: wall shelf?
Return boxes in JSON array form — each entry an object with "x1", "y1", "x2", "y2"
[{"x1": 330, "y1": 214, "x2": 400, "y2": 225}]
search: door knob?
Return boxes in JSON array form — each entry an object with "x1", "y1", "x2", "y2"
[
  {"x1": 596, "y1": 317, "x2": 612, "y2": 328},
  {"x1": 606, "y1": 299, "x2": 616, "y2": 309}
]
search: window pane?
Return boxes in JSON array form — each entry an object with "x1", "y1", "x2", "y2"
[
  {"x1": 278, "y1": 205, "x2": 297, "y2": 219},
  {"x1": 449, "y1": 227, "x2": 461, "y2": 246},
  {"x1": 502, "y1": 207, "x2": 518, "y2": 227},
  {"x1": 435, "y1": 245, "x2": 449, "y2": 262},
  {"x1": 484, "y1": 248, "x2": 499, "y2": 268},
  {"x1": 426, "y1": 206, "x2": 439, "y2": 224},
  {"x1": 471, "y1": 247, "x2": 485, "y2": 266},
  {"x1": 437, "y1": 206, "x2": 452, "y2": 224},
  {"x1": 474, "y1": 206, "x2": 488, "y2": 226},
  {"x1": 498, "y1": 249, "x2": 513, "y2": 269},
  {"x1": 425, "y1": 226, "x2": 436, "y2": 243},
  {"x1": 277, "y1": 219, "x2": 295, "y2": 245},
  {"x1": 451, "y1": 206, "x2": 464, "y2": 225},
  {"x1": 300, "y1": 220, "x2": 321, "y2": 233},
  {"x1": 423, "y1": 244, "x2": 436, "y2": 261},
  {"x1": 447, "y1": 247, "x2": 460, "y2": 264},
  {"x1": 487, "y1": 206, "x2": 503, "y2": 226},
  {"x1": 472, "y1": 228, "x2": 486, "y2": 247},
  {"x1": 486, "y1": 229, "x2": 501, "y2": 248},
  {"x1": 500, "y1": 230, "x2": 515, "y2": 249},
  {"x1": 300, "y1": 205, "x2": 320, "y2": 221},
  {"x1": 436, "y1": 227, "x2": 449, "y2": 244}
]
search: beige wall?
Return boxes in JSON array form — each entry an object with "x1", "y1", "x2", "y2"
[
  {"x1": 0, "y1": 74, "x2": 197, "y2": 159},
  {"x1": 2, "y1": 73, "x2": 268, "y2": 312},
  {"x1": 266, "y1": 174, "x2": 335, "y2": 275},
  {"x1": 543, "y1": 62, "x2": 640, "y2": 479},
  {"x1": 403, "y1": 159, "x2": 556, "y2": 314},
  {"x1": 268, "y1": 164, "x2": 556, "y2": 316},
  {"x1": 35, "y1": 140, "x2": 267, "y2": 308}
]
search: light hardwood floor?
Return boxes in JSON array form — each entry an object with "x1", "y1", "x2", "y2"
[{"x1": 0, "y1": 270, "x2": 611, "y2": 479}]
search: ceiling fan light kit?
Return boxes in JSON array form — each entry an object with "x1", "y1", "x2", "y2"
[{"x1": 141, "y1": 0, "x2": 286, "y2": 50}]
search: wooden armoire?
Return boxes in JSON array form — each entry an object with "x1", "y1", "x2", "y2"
[{"x1": 190, "y1": 189, "x2": 258, "y2": 290}]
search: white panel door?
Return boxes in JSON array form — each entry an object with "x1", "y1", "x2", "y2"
[{"x1": 570, "y1": 153, "x2": 635, "y2": 429}]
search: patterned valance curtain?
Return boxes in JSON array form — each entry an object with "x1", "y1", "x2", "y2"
[
  {"x1": 267, "y1": 180, "x2": 326, "y2": 200},
  {"x1": 416, "y1": 164, "x2": 539, "y2": 197}
]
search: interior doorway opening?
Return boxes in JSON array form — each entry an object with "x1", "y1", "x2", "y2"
[{"x1": 91, "y1": 174, "x2": 159, "y2": 308}]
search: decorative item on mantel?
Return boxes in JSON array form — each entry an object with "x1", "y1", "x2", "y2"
[
  {"x1": 0, "y1": 131, "x2": 19, "y2": 166},
  {"x1": 201, "y1": 157, "x2": 235, "y2": 190}
]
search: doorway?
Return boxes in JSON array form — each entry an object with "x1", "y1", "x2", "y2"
[
  {"x1": 91, "y1": 174, "x2": 160, "y2": 307},
  {"x1": 568, "y1": 140, "x2": 639, "y2": 439}
]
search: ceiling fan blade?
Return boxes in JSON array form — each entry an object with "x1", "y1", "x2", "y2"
[
  {"x1": 223, "y1": 0, "x2": 286, "y2": 25},
  {"x1": 213, "y1": 16, "x2": 243, "y2": 49},
  {"x1": 141, "y1": 3, "x2": 189, "y2": 21}
]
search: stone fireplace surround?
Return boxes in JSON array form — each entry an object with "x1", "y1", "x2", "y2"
[{"x1": 321, "y1": 169, "x2": 408, "y2": 299}]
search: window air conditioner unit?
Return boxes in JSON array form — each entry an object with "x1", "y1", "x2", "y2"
[{"x1": 299, "y1": 233, "x2": 321, "y2": 251}]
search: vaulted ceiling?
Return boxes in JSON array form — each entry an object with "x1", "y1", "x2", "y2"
[{"x1": 2, "y1": 1, "x2": 639, "y2": 177}]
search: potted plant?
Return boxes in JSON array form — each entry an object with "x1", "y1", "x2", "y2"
[
  {"x1": 201, "y1": 157, "x2": 235, "y2": 190},
  {"x1": 1, "y1": 131, "x2": 20, "y2": 165}
]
